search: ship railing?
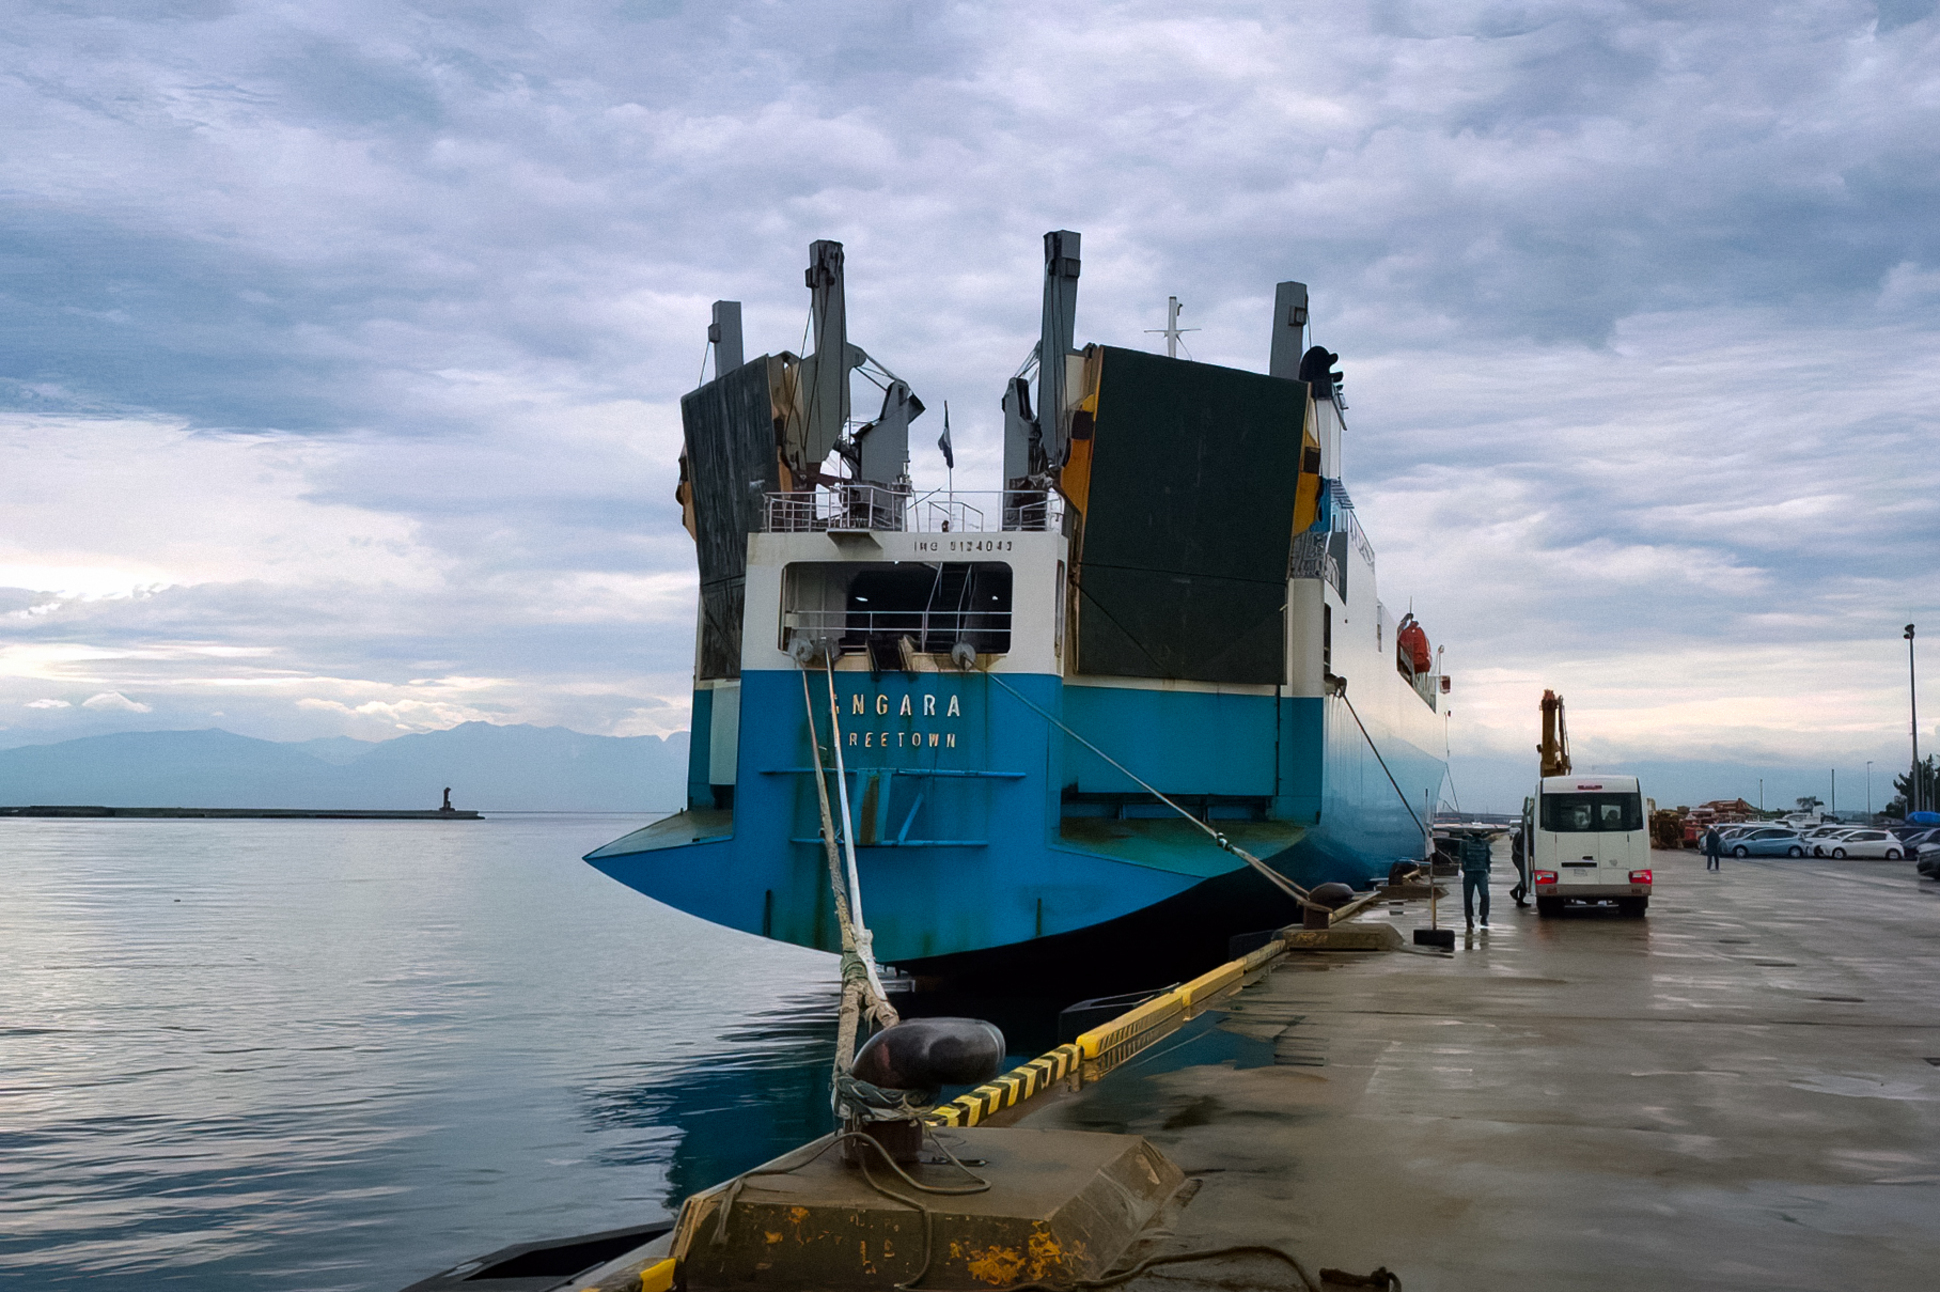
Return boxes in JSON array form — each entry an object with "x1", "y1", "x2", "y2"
[
  {"x1": 780, "y1": 608, "x2": 1012, "y2": 655},
  {"x1": 1289, "y1": 530, "x2": 1343, "y2": 597},
  {"x1": 1331, "y1": 496, "x2": 1377, "y2": 569},
  {"x1": 1410, "y1": 668, "x2": 1440, "y2": 712},
  {"x1": 922, "y1": 497, "x2": 988, "y2": 534},
  {"x1": 765, "y1": 486, "x2": 1063, "y2": 535},
  {"x1": 999, "y1": 489, "x2": 1063, "y2": 532},
  {"x1": 766, "y1": 484, "x2": 909, "y2": 533}
]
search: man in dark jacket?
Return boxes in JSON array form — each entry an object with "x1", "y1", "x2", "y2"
[
  {"x1": 1703, "y1": 826, "x2": 1723, "y2": 871},
  {"x1": 1460, "y1": 832, "x2": 1493, "y2": 929},
  {"x1": 1509, "y1": 827, "x2": 1529, "y2": 906}
]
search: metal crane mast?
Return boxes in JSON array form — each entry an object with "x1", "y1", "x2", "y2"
[{"x1": 1539, "y1": 690, "x2": 1572, "y2": 778}]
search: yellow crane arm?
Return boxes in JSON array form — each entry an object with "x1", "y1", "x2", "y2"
[{"x1": 1539, "y1": 689, "x2": 1572, "y2": 777}]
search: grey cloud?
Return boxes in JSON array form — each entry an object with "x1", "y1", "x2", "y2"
[
  {"x1": 10, "y1": 1, "x2": 1937, "y2": 433},
  {"x1": 1877, "y1": 0, "x2": 1938, "y2": 32},
  {"x1": 3, "y1": 0, "x2": 1936, "y2": 755}
]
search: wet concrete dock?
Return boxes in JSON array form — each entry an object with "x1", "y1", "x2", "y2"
[{"x1": 1012, "y1": 848, "x2": 1940, "y2": 1289}]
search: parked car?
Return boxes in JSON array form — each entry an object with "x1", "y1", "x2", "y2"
[
  {"x1": 1819, "y1": 829, "x2": 1906, "y2": 860},
  {"x1": 1916, "y1": 845, "x2": 1940, "y2": 879},
  {"x1": 1808, "y1": 827, "x2": 1868, "y2": 857},
  {"x1": 1802, "y1": 825, "x2": 1855, "y2": 854},
  {"x1": 1727, "y1": 827, "x2": 1807, "y2": 858}
]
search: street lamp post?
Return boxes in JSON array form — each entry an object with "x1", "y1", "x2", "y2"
[
  {"x1": 1867, "y1": 760, "x2": 1874, "y2": 817},
  {"x1": 1908, "y1": 624, "x2": 1921, "y2": 815}
]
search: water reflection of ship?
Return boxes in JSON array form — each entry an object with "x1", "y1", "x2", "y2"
[
  {"x1": 588, "y1": 231, "x2": 1448, "y2": 995},
  {"x1": 581, "y1": 993, "x2": 838, "y2": 1205}
]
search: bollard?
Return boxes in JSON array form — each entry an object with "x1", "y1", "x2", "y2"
[{"x1": 845, "y1": 1118, "x2": 923, "y2": 1166}]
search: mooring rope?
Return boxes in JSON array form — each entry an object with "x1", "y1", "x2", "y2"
[
  {"x1": 820, "y1": 660, "x2": 894, "y2": 1009},
  {"x1": 977, "y1": 668, "x2": 1316, "y2": 909},
  {"x1": 1335, "y1": 688, "x2": 1427, "y2": 836},
  {"x1": 797, "y1": 662, "x2": 898, "y2": 1088}
]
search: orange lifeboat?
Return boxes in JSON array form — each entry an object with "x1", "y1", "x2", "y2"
[{"x1": 1397, "y1": 613, "x2": 1432, "y2": 675}]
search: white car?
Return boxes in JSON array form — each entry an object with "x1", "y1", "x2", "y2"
[
  {"x1": 1820, "y1": 829, "x2": 1906, "y2": 860},
  {"x1": 1808, "y1": 827, "x2": 1865, "y2": 857}
]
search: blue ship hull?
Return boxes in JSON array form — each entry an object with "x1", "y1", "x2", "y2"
[
  {"x1": 588, "y1": 237, "x2": 1449, "y2": 992},
  {"x1": 588, "y1": 667, "x2": 1443, "y2": 987}
]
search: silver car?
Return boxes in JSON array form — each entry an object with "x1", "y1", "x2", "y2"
[
  {"x1": 1808, "y1": 826, "x2": 1865, "y2": 857},
  {"x1": 1820, "y1": 829, "x2": 1906, "y2": 860}
]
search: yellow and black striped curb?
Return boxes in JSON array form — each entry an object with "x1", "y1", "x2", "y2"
[
  {"x1": 927, "y1": 1042, "x2": 1082, "y2": 1126},
  {"x1": 925, "y1": 934, "x2": 1290, "y2": 1128}
]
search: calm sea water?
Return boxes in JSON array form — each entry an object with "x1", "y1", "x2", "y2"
[{"x1": 0, "y1": 815, "x2": 843, "y2": 1290}]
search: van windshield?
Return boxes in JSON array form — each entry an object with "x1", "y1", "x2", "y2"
[{"x1": 1541, "y1": 792, "x2": 1643, "y2": 833}]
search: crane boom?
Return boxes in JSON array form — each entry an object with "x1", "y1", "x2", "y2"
[{"x1": 1539, "y1": 689, "x2": 1572, "y2": 777}]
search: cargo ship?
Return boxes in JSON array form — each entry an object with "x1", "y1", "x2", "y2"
[{"x1": 587, "y1": 232, "x2": 1447, "y2": 989}]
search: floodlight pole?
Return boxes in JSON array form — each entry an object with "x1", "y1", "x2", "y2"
[{"x1": 1908, "y1": 625, "x2": 1921, "y2": 814}]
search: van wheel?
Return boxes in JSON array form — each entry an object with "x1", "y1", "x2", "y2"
[
  {"x1": 1617, "y1": 897, "x2": 1648, "y2": 917},
  {"x1": 1786, "y1": 846, "x2": 1804, "y2": 857},
  {"x1": 1886, "y1": 849, "x2": 1903, "y2": 860},
  {"x1": 1536, "y1": 897, "x2": 1562, "y2": 918},
  {"x1": 1732, "y1": 845, "x2": 1749, "y2": 858}
]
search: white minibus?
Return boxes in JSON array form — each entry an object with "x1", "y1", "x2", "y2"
[{"x1": 1521, "y1": 774, "x2": 1654, "y2": 917}]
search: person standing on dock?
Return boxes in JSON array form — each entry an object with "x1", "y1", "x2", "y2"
[
  {"x1": 1460, "y1": 831, "x2": 1492, "y2": 929},
  {"x1": 1703, "y1": 825, "x2": 1723, "y2": 871}
]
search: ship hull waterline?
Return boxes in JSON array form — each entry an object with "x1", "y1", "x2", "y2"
[{"x1": 587, "y1": 668, "x2": 1443, "y2": 995}]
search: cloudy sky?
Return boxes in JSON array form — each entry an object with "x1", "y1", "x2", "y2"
[{"x1": 3, "y1": 0, "x2": 1937, "y2": 810}]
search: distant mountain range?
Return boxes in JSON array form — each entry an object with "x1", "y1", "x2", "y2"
[{"x1": 0, "y1": 724, "x2": 689, "y2": 812}]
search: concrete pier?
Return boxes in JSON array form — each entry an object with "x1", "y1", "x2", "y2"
[{"x1": 1011, "y1": 848, "x2": 1940, "y2": 1289}]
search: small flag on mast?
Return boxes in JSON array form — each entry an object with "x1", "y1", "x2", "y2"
[{"x1": 937, "y1": 402, "x2": 954, "y2": 468}]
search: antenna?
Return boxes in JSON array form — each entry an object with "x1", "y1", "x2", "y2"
[{"x1": 1145, "y1": 296, "x2": 1200, "y2": 359}]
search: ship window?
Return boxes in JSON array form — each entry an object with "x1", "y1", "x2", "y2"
[{"x1": 781, "y1": 562, "x2": 1012, "y2": 658}]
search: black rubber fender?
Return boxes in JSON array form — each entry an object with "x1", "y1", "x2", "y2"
[{"x1": 850, "y1": 1018, "x2": 1006, "y2": 1093}]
